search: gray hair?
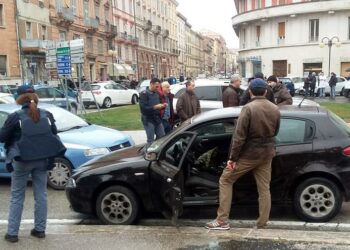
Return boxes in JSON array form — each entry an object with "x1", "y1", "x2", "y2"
[{"x1": 230, "y1": 74, "x2": 241, "y2": 84}]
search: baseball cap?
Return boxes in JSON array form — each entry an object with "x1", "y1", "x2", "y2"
[
  {"x1": 17, "y1": 85, "x2": 35, "y2": 96},
  {"x1": 250, "y1": 79, "x2": 267, "y2": 90}
]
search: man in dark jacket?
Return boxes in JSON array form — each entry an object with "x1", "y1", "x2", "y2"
[
  {"x1": 158, "y1": 81, "x2": 174, "y2": 134},
  {"x1": 222, "y1": 75, "x2": 241, "y2": 107},
  {"x1": 267, "y1": 75, "x2": 293, "y2": 106},
  {"x1": 176, "y1": 80, "x2": 201, "y2": 122},
  {"x1": 139, "y1": 78, "x2": 165, "y2": 144},
  {"x1": 239, "y1": 72, "x2": 275, "y2": 105},
  {"x1": 205, "y1": 78, "x2": 280, "y2": 230},
  {"x1": 329, "y1": 72, "x2": 337, "y2": 99},
  {"x1": 310, "y1": 72, "x2": 317, "y2": 97}
]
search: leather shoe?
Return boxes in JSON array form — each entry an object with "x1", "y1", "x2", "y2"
[
  {"x1": 4, "y1": 234, "x2": 18, "y2": 243},
  {"x1": 30, "y1": 229, "x2": 45, "y2": 238}
]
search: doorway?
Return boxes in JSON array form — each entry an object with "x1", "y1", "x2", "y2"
[{"x1": 273, "y1": 60, "x2": 287, "y2": 77}]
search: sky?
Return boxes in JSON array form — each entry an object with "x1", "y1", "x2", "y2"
[{"x1": 176, "y1": 0, "x2": 239, "y2": 48}]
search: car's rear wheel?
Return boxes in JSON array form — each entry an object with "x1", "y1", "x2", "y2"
[
  {"x1": 293, "y1": 177, "x2": 342, "y2": 222},
  {"x1": 96, "y1": 186, "x2": 139, "y2": 225},
  {"x1": 299, "y1": 89, "x2": 305, "y2": 96},
  {"x1": 131, "y1": 94, "x2": 138, "y2": 104},
  {"x1": 47, "y1": 158, "x2": 72, "y2": 190},
  {"x1": 84, "y1": 104, "x2": 90, "y2": 109},
  {"x1": 340, "y1": 87, "x2": 345, "y2": 96},
  {"x1": 103, "y1": 97, "x2": 112, "y2": 108},
  {"x1": 345, "y1": 90, "x2": 350, "y2": 98}
]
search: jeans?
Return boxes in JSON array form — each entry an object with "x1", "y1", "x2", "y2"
[
  {"x1": 330, "y1": 85, "x2": 336, "y2": 99},
  {"x1": 217, "y1": 158, "x2": 272, "y2": 227},
  {"x1": 319, "y1": 87, "x2": 325, "y2": 98},
  {"x1": 162, "y1": 119, "x2": 172, "y2": 134},
  {"x1": 142, "y1": 116, "x2": 165, "y2": 144},
  {"x1": 7, "y1": 159, "x2": 48, "y2": 236}
]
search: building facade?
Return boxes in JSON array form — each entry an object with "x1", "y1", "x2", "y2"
[
  {"x1": 0, "y1": 0, "x2": 23, "y2": 83},
  {"x1": 232, "y1": 0, "x2": 350, "y2": 77},
  {"x1": 176, "y1": 11, "x2": 186, "y2": 78},
  {"x1": 134, "y1": 0, "x2": 178, "y2": 80}
]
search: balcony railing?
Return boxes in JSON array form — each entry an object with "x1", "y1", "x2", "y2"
[
  {"x1": 58, "y1": 7, "x2": 75, "y2": 23},
  {"x1": 144, "y1": 19, "x2": 152, "y2": 31},
  {"x1": 162, "y1": 29, "x2": 169, "y2": 38},
  {"x1": 152, "y1": 25, "x2": 161, "y2": 35},
  {"x1": 84, "y1": 17, "x2": 99, "y2": 30},
  {"x1": 21, "y1": 39, "x2": 48, "y2": 52}
]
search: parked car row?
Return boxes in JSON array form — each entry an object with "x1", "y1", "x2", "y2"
[{"x1": 294, "y1": 76, "x2": 349, "y2": 96}]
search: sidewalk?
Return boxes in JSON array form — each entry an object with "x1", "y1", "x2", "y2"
[{"x1": 1, "y1": 223, "x2": 350, "y2": 250}]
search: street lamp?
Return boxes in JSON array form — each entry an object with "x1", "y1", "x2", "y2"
[
  {"x1": 319, "y1": 36, "x2": 341, "y2": 77},
  {"x1": 108, "y1": 49, "x2": 118, "y2": 80}
]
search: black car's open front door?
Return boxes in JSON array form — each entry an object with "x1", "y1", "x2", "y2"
[{"x1": 149, "y1": 132, "x2": 197, "y2": 225}]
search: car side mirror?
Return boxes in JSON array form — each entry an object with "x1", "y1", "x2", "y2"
[{"x1": 144, "y1": 152, "x2": 157, "y2": 161}]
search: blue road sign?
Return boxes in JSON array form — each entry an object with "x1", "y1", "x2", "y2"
[{"x1": 56, "y1": 47, "x2": 71, "y2": 76}]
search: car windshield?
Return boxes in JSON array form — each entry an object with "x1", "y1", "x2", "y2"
[
  {"x1": 328, "y1": 111, "x2": 350, "y2": 136},
  {"x1": 146, "y1": 120, "x2": 191, "y2": 152},
  {"x1": 45, "y1": 106, "x2": 89, "y2": 132},
  {"x1": 82, "y1": 84, "x2": 100, "y2": 91}
]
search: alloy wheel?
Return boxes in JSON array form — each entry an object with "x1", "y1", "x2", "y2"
[
  {"x1": 100, "y1": 192, "x2": 133, "y2": 224},
  {"x1": 103, "y1": 97, "x2": 112, "y2": 108}
]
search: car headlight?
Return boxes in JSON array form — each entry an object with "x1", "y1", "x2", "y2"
[{"x1": 84, "y1": 147, "x2": 110, "y2": 156}]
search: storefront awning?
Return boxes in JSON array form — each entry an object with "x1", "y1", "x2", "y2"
[
  {"x1": 108, "y1": 63, "x2": 127, "y2": 77},
  {"x1": 121, "y1": 64, "x2": 135, "y2": 75}
]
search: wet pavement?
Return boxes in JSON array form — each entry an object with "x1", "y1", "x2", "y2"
[{"x1": 1, "y1": 224, "x2": 350, "y2": 250}]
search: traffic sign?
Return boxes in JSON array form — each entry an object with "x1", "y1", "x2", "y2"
[
  {"x1": 45, "y1": 62, "x2": 57, "y2": 69},
  {"x1": 57, "y1": 41, "x2": 69, "y2": 48},
  {"x1": 56, "y1": 47, "x2": 71, "y2": 55},
  {"x1": 70, "y1": 39, "x2": 84, "y2": 47},
  {"x1": 56, "y1": 46, "x2": 71, "y2": 76},
  {"x1": 71, "y1": 55, "x2": 84, "y2": 64}
]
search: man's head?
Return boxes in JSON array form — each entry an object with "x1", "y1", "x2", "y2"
[
  {"x1": 319, "y1": 72, "x2": 324, "y2": 76},
  {"x1": 267, "y1": 75, "x2": 278, "y2": 88},
  {"x1": 312, "y1": 72, "x2": 316, "y2": 76},
  {"x1": 161, "y1": 82, "x2": 171, "y2": 95},
  {"x1": 185, "y1": 80, "x2": 195, "y2": 93},
  {"x1": 230, "y1": 75, "x2": 241, "y2": 88},
  {"x1": 149, "y1": 78, "x2": 161, "y2": 92},
  {"x1": 254, "y1": 72, "x2": 264, "y2": 80},
  {"x1": 249, "y1": 78, "x2": 267, "y2": 97}
]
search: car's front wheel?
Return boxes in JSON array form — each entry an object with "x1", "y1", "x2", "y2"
[
  {"x1": 131, "y1": 94, "x2": 138, "y2": 104},
  {"x1": 96, "y1": 186, "x2": 139, "y2": 225},
  {"x1": 293, "y1": 177, "x2": 342, "y2": 222},
  {"x1": 340, "y1": 87, "x2": 345, "y2": 96},
  {"x1": 47, "y1": 158, "x2": 72, "y2": 190},
  {"x1": 103, "y1": 97, "x2": 112, "y2": 108}
]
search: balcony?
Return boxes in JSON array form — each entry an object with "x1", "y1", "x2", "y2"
[
  {"x1": 120, "y1": 32, "x2": 128, "y2": 40},
  {"x1": 144, "y1": 19, "x2": 152, "y2": 31},
  {"x1": 105, "y1": 24, "x2": 118, "y2": 38},
  {"x1": 21, "y1": 39, "x2": 48, "y2": 53},
  {"x1": 152, "y1": 25, "x2": 161, "y2": 35},
  {"x1": 162, "y1": 29, "x2": 169, "y2": 38},
  {"x1": 55, "y1": 7, "x2": 74, "y2": 27},
  {"x1": 84, "y1": 17, "x2": 99, "y2": 33}
]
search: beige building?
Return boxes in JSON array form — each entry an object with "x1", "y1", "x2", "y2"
[
  {"x1": 0, "y1": 0, "x2": 20, "y2": 83},
  {"x1": 185, "y1": 24, "x2": 203, "y2": 78},
  {"x1": 201, "y1": 35, "x2": 215, "y2": 76},
  {"x1": 134, "y1": 0, "x2": 179, "y2": 79}
]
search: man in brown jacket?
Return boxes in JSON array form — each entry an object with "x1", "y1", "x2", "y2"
[
  {"x1": 267, "y1": 75, "x2": 293, "y2": 106},
  {"x1": 206, "y1": 78, "x2": 280, "y2": 230},
  {"x1": 222, "y1": 75, "x2": 241, "y2": 107},
  {"x1": 176, "y1": 80, "x2": 201, "y2": 122}
]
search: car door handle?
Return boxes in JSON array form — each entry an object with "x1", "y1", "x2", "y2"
[
  {"x1": 167, "y1": 178, "x2": 172, "y2": 183},
  {"x1": 201, "y1": 139, "x2": 209, "y2": 142}
]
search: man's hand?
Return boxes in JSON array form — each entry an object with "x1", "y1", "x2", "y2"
[
  {"x1": 226, "y1": 160, "x2": 236, "y2": 170},
  {"x1": 153, "y1": 103, "x2": 165, "y2": 110}
]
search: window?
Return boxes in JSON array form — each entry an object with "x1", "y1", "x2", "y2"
[
  {"x1": 256, "y1": 25, "x2": 261, "y2": 46},
  {"x1": 275, "y1": 119, "x2": 307, "y2": 145},
  {"x1": 73, "y1": 33, "x2": 80, "y2": 40},
  {"x1": 41, "y1": 25, "x2": 47, "y2": 40},
  {"x1": 255, "y1": 0, "x2": 261, "y2": 9},
  {"x1": 194, "y1": 86, "x2": 219, "y2": 101},
  {"x1": 98, "y1": 39, "x2": 103, "y2": 54},
  {"x1": 70, "y1": 0, "x2": 77, "y2": 14},
  {"x1": 0, "y1": 4, "x2": 4, "y2": 27},
  {"x1": 348, "y1": 17, "x2": 350, "y2": 40},
  {"x1": 193, "y1": 121, "x2": 234, "y2": 137},
  {"x1": 25, "y1": 22, "x2": 32, "y2": 39},
  {"x1": 59, "y1": 30, "x2": 66, "y2": 41},
  {"x1": 87, "y1": 36, "x2": 93, "y2": 52},
  {"x1": 95, "y1": 3, "x2": 100, "y2": 18},
  {"x1": 278, "y1": 0, "x2": 286, "y2": 4},
  {"x1": 0, "y1": 55, "x2": 7, "y2": 76},
  {"x1": 56, "y1": 0, "x2": 62, "y2": 12},
  {"x1": 309, "y1": 19, "x2": 319, "y2": 42},
  {"x1": 122, "y1": 0, "x2": 126, "y2": 11},
  {"x1": 83, "y1": 0, "x2": 89, "y2": 19},
  {"x1": 278, "y1": 22, "x2": 285, "y2": 39},
  {"x1": 241, "y1": 28, "x2": 246, "y2": 48}
]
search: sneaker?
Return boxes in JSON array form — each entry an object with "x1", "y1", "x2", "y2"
[
  {"x1": 30, "y1": 229, "x2": 45, "y2": 238},
  {"x1": 4, "y1": 234, "x2": 18, "y2": 243},
  {"x1": 205, "y1": 220, "x2": 230, "y2": 230}
]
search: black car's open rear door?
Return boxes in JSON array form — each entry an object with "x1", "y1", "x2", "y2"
[{"x1": 149, "y1": 132, "x2": 196, "y2": 225}]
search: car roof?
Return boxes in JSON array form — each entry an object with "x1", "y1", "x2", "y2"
[
  {"x1": 0, "y1": 103, "x2": 58, "y2": 113},
  {"x1": 170, "y1": 79, "x2": 230, "y2": 94},
  {"x1": 191, "y1": 105, "x2": 327, "y2": 124}
]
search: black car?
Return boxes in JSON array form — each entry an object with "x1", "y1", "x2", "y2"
[{"x1": 66, "y1": 106, "x2": 350, "y2": 225}]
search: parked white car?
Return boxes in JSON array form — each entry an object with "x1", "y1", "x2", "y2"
[
  {"x1": 171, "y1": 79, "x2": 318, "y2": 115},
  {"x1": 81, "y1": 81, "x2": 139, "y2": 108},
  {"x1": 295, "y1": 76, "x2": 348, "y2": 96}
]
